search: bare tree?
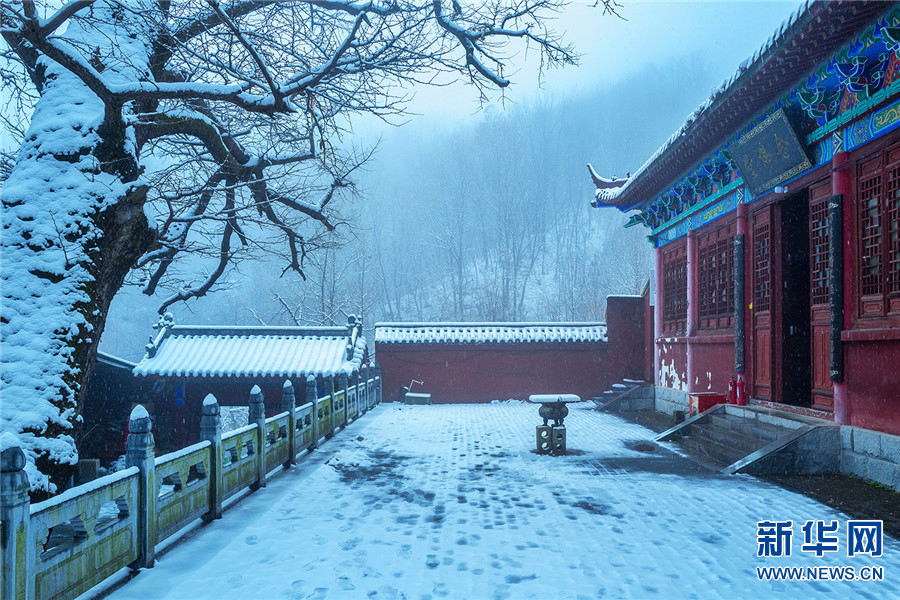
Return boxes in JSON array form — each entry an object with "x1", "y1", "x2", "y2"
[
  {"x1": 0, "y1": 0, "x2": 592, "y2": 494},
  {"x1": 271, "y1": 241, "x2": 378, "y2": 327}
]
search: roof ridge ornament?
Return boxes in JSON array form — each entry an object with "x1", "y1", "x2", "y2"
[
  {"x1": 587, "y1": 163, "x2": 629, "y2": 189},
  {"x1": 146, "y1": 312, "x2": 175, "y2": 358},
  {"x1": 153, "y1": 312, "x2": 175, "y2": 331},
  {"x1": 346, "y1": 314, "x2": 362, "y2": 360}
]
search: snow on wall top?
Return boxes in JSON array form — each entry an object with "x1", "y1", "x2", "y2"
[
  {"x1": 374, "y1": 323, "x2": 608, "y2": 345},
  {"x1": 133, "y1": 325, "x2": 366, "y2": 379}
]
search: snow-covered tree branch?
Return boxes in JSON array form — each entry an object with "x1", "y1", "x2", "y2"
[{"x1": 0, "y1": 0, "x2": 592, "y2": 496}]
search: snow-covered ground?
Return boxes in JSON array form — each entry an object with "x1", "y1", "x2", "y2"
[{"x1": 96, "y1": 402, "x2": 897, "y2": 600}]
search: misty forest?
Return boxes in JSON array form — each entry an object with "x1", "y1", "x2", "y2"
[{"x1": 100, "y1": 58, "x2": 721, "y2": 359}]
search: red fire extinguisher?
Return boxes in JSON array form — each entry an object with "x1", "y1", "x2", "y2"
[
  {"x1": 736, "y1": 376, "x2": 746, "y2": 406},
  {"x1": 728, "y1": 378, "x2": 737, "y2": 405}
]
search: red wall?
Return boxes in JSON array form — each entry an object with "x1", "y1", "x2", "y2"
[
  {"x1": 657, "y1": 338, "x2": 688, "y2": 391},
  {"x1": 605, "y1": 296, "x2": 647, "y2": 383},
  {"x1": 846, "y1": 341, "x2": 900, "y2": 436},
  {"x1": 377, "y1": 297, "x2": 648, "y2": 404},
  {"x1": 377, "y1": 343, "x2": 610, "y2": 403},
  {"x1": 688, "y1": 338, "x2": 734, "y2": 395}
]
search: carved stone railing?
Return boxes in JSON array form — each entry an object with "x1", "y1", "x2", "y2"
[
  {"x1": 1, "y1": 372, "x2": 381, "y2": 600},
  {"x1": 155, "y1": 440, "x2": 211, "y2": 543}
]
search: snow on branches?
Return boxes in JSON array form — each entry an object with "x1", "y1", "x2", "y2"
[{"x1": 0, "y1": 0, "x2": 586, "y2": 494}]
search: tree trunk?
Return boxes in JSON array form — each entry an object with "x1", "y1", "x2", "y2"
[{"x1": 1, "y1": 46, "x2": 156, "y2": 496}]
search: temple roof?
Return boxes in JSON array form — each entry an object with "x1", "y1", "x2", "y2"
[
  {"x1": 590, "y1": 0, "x2": 893, "y2": 211},
  {"x1": 134, "y1": 323, "x2": 366, "y2": 379}
]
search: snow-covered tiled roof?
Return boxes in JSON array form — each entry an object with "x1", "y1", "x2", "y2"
[
  {"x1": 133, "y1": 325, "x2": 366, "y2": 378},
  {"x1": 374, "y1": 323, "x2": 608, "y2": 345}
]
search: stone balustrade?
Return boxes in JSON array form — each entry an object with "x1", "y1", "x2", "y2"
[{"x1": 1, "y1": 374, "x2": 381, "y2": 600}]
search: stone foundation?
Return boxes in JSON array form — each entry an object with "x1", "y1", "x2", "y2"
[
  {"x1": 841, "y1": 427, "x2": 900, "y2": 492},
  {"x1": 654, "y1": 386, "x2": 689, "y2": 417}
]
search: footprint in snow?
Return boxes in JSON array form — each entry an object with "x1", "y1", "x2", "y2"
[
  {"x1": 244, "y1": 535, "x2": 258, "y2": 545},
  {"x1": 426, "y1": 554, "x2": 440, "y2": 569},
  {"x1": 372, "y1": 585, "x2": 403, "y2": 600},
  {"x1": 341, "y1": 537, "x2": 362, "y2": 551},
  {"x1": 336, "y1": 576, "x2": 355, "y2": 591}
]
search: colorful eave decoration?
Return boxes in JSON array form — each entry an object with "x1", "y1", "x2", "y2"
[{"x1": 604, "y1": 10, "x2": 900, "y2": 245}]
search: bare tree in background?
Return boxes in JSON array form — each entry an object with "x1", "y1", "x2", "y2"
[
  {"x1": 0, "y1": 0, "x2": 600, "y2": 494},
  {"x1": 271, "y1": 242, "x2": 378, "y2": 327}
]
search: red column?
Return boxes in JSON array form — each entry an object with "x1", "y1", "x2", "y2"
[
  {"x1": 686, "y1": 229, "x2": 697, "y2": 392},
  {"x1": 832, "y1": 149, "x2": 850, "y2": 425},
  {"x1": 736, "y1": 202, "x2": 749, "y2": 236},
  {"x1": 654, "y1": 245, "x2": 663, "y2": 386},
  {"x1": 736, "y1": 202, "x2": 749, "y2": 380}
]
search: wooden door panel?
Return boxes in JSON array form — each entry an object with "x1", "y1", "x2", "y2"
[
  {"x1": 813, "y1": 394, "x2": 834, "y2": 410},
  {"x1": 809, "y1": 181, "x2": 833, "y2": 410},
  {"x1": 890, "y1": 296, "x2": 900, "y2": 315},
  {"x1": 752, "y1": 207, "x2": 773, "y2": 401},
  {"x1": 811, "y1": 325, "x2": 832, "y2": 392},
  {"x1": 754, "y1": 326, "x2": 772, "y2": 399}
]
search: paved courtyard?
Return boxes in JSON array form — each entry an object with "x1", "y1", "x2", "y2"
[{"x1": 97, "y1": 402, "x2": 897, "y2": 600}]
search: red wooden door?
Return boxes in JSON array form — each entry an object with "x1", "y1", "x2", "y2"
[
  {"x1": 752, "y1": 206, "x2": 774, "y2": 400},
  {"x1": 809, "y1": 181, "x2": 834, "y2": 410}
]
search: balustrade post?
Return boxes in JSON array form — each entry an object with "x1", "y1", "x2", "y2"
[
  {"x1": 366, "y1": 364, "x2": 375, "y2": 410},
  {"x1": 339, "y1": 373, "x2": 349, "y2": 424},
  {"x1": 352, "y1": 371, "x2": 362, "y2": 416},
  {"x1": 125, "y1": 405, "x2": 157, "y2": 569},
  {"x1": 361, "y1": 364, "x2": 369, "y2": 410},
  {"x1": 324, "y1": 377, "x2": 336, "y2": 432},
  {"x1": 200, "y1": 394, "x2": 223, "y2": 520},
  {"x1": 307, "y1": 375, "x2": 319, "y2": 449},
  {"x1": 282, "y1": 380, "x2": 297, "y2": 466},
  {"x1": 1, "y1": 441, "x2": 34, "y2": 600},
  {"x1": 375, "y1": 364, "x2": 383, "y2": 405},
  {"x1": 249, "y1": 386, "x2": 266, "y2": 489},
  {"x1": 366, "y1": 364, "x2": 374, "y2": 409}
]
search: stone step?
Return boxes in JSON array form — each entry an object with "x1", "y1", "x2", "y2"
[
  {"x1": 708, "y1": 413, "x2": 789, "y2": 442},
  {"x1": 689, "y1": 422, "x2": 762, "y2": 455},
  {"x1": 678, "y1": 434, "x2": 746, "y2": 467}
]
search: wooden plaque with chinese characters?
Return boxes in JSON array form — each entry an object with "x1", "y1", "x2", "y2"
[{"x1": 730, "y1": 108, "x2": 812, "y2": 197}]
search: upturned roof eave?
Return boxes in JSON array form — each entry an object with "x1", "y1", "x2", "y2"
[{"x1": 596, "y1": 0, "x2": 890, "y2": 211}]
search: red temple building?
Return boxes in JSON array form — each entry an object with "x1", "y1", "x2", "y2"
[{"x1": 591, "y1": 1, "x2": 900, "y2": 486}]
